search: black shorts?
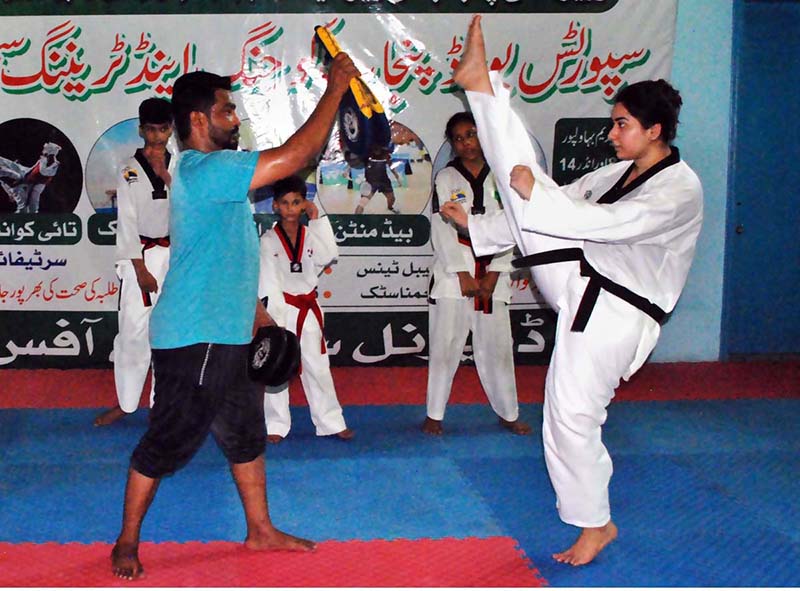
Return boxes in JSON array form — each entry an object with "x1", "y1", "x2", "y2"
[
  {"x1": 367, "y1": 182, "x2": 393, "y2": 195},
  {"x1": 130, "y1": 343, "x2": 266, "y2": 478}
]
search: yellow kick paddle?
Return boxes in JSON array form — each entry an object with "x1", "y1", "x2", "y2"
[{"x1": 314, "y1": 25, "x2": 392, "y2": 162}]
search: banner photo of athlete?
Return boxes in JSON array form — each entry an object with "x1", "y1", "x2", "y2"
[{"x1": 0, "y1": 1, "x2": 677, "y2": 368}]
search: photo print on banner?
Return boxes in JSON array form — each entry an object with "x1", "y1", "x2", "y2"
[
  {"x1": 316, "y1": 120, "x2": 432, "y2": 216},
  {"x1": 0, "y1": 118, "x2": 82, "y2": 215}
]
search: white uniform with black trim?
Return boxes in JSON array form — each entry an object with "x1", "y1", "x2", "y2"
[
  {"x1": 258, "y1": 216, "x2": 348, "y2": 437},
  {"x1": 466, "y1": 73, "x2": 703, "y2": 528},
  {"x1": 113, "y1": 150, "x2": 171, "y2": 413},
  {"x1": 427, "y1": 163, "x2": 519, "y2": 422}
]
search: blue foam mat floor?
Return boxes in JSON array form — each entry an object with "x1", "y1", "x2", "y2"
[{"x1": 1, "y1": 399, "x2": 799, "y2": 587}]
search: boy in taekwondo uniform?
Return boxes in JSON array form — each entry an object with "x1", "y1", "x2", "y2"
[
  {"x1": 95, "y1": 98, "x2": 173, "y2": 427},
  {"x1": 258, "y1": 175, "x2": 354, "y2": 443}
]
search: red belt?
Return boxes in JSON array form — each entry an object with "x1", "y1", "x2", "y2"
[
  {"x1": 284, "y1": 289, "x2": 326, "y2": 354},
  {"x1": 137, "y1": 235, "x2": 169, "y2": 307},
  {"x1": 140, "y1": 235, "x2": 170, "y2": 250},
  {"x1": 458, "y1": 235, "x2": 493, "y2": 315}
]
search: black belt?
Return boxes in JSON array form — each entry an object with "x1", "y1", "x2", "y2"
[{"x1": 513, "y1": 248, "x2": 666, "y2": 332}]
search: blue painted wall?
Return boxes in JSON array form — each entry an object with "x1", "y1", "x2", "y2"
[{"x1": 651, "y1": 0, "x2": 732, "y2": 362}]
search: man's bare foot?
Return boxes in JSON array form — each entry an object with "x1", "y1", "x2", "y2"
[
  {"x1": 245, "y1": 526, "x2": 316, "y2": 552},
  {"x1": 94, "y1": 406, "x2": 126, "y2": 427},
  {"x1": 267, "y1": 434, "x2": 284, "y2": 444},
  {"x1": 453, "y1": 15, "x2": 493, "y2": 94},
  {"x1": 499, "y1": 417, "x2": 532, "y2": 435},
  {"x1": 111, "y1": 541, "x2": 143, "y2": 580},
  {"x1": 421, "y1": 417, "x2": 443, "y2": 435},
  {"x1": 553, "y1": 521, "x2": 618, "y2": 566},
  {"x1": 334, "y1": 428, "x2": 355, "y2": 440}
]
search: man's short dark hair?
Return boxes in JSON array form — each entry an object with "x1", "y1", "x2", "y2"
[
  {"x1": 171, "y1": 71, "x2": 231, "y2": 141},
  {"x1": 272, "y1": 175, "x2": 308, "y2": 201},
  {"x1": 139, "y1": 97, "x2": 173, "y2": 126}
]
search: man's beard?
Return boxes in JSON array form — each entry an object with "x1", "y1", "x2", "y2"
[{"x1": 210, "y1": 125, "x2": 239, "y2": 150}]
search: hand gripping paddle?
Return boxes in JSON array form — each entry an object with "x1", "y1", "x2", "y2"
[
  {"x1": 314, "y1": 25, "x2": 392, "y2": 163},
  {"x1": 248, "y1": 325, "x2": 301, "y2": 387}
]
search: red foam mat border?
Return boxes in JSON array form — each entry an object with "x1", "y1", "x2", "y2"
[
  {"x1": 1, "y1": 360, "x2": 798, "y2": 409},
  {"x1": 0, "y1": 537, "x2": 547, "y2": 587}
]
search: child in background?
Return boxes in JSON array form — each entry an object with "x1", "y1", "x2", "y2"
[
  {"x1": 258, "y1": 175, "x2": 354, "y2": 443},
  {"x1": 424, "y1": 112, "x2": 530, "y2": 437}
]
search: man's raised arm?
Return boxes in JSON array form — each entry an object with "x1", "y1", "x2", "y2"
[{"x1": 250, "y1": 53, "x2": 359, "y2": 189}]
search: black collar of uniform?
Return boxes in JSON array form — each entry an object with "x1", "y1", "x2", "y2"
[
  {"x1": 596, "y1": 146, "x2": 680, "y2": 205},
  {"x1": 134, "y1": 148, "x2": 171, "y2": 196},
  {"x1": 275, "y1": 222, "x2": 305, "y2": 264},
  {"x1": 448, "y1": 158, "x2": 491, "y2": 214}
]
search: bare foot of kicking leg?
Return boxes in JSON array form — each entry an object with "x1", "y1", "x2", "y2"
[
  {"x1": 334, "y1": 428, "x2": 355, "y2": 440},
  {"x1": 553, "y1": 521, "x2": 618, "y2": 566},
  {"x1": 453, "y1": 15, "x2": 494, "y2": 95},
  {"x1": 111, "y1": 541, "x2": 143, "y2": 580},
  {"x1": 94, "y1": 405, "x2": 127, "y2": 427},
  {"x1": 499, "y1": 417, "x2": 532, "y2": 435},
  {"x1": 421, "y1": 416, "x2": 444, "y2": 435},
  {"x1": 267, "y1": 434, "x2": 284, "y2": 444}
]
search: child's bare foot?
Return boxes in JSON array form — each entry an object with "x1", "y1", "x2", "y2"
[
  {"x1": 111, "y1": 541, "x2": 143, "y2": 580},
  {"x1": 245, "y1": 526, "x2": 316, "y2": 552},
  {"x1": 421, "y1": 417, "x2": 443, "y2": 435},
  {"x1": 94, "y1": 406, "x2": 126, "y2": 427},
  {"x1": 553, "y1": 521, "x2": 618, "y2": 566},
  {"x1": 499, "y1": 417, "x2": 532, "y2": 435},
  {"x1": 453, "y1": 15, "x2": 493, "y2": 94},
  {"x1": 267, "y1": 434, "x2": 284, "y2": 444},
  {"x1": 334, "y1": 428, "x2": 355, "y2": 440}
]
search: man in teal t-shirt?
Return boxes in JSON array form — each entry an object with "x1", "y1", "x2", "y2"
[
  {"x1": 110, "y1": 57, "x2": 358, "y2": 581},
  {"x1": 149, "y1": 148, "x2": 260, "y2": 348}
]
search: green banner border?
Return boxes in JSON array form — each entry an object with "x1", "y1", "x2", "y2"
[{"x1": 0, "y1": 0, "x2": 618, "y2": 16}]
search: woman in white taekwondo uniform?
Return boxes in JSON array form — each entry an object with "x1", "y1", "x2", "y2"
[
  {"x1": 94, "y1": 98, "x2": 174, "y2": 427},
  {"x1": 442, "y1": 16, "x2": 703, "y2": 567},
  {"x1": 258, "y1": 175, "x2": 353, "y2": 442},
  {"x1": 423, "y1": 111, "x2": 530, "y2": 437}
]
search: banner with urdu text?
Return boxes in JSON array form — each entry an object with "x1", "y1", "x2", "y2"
[{"x1": 0, "y1": 0, "x2": 677, "y2": 368}]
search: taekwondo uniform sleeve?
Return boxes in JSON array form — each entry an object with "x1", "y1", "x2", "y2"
[
  {"x1": 115, "y1": 166, "x2": 143, "y2": 264},
  {"x1": 307, "y1": 216, "x2": 338, "y2": 273},
  {"x1": 468, "y1": 209, "x2": 517, "y2": 261},
  {"x1": 431, "y1": 170, "x2": 473, "y2": 274},
  {"x1": 520, "y1": 170, "x2": 703, "y2": 245},
  {"x1": 486, "y1": 218, "x2": 515, "y2": 273},
  {"x1": 477, "y1": 174, "x2": 514, "y2": 297},
  {"x1": 258, "y1": 232, "x2": 289, "y2": 327}
]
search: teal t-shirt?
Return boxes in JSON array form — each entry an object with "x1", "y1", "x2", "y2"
[{"x1": 150, "y1": 149, "x2": 260, "y2": 349}]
